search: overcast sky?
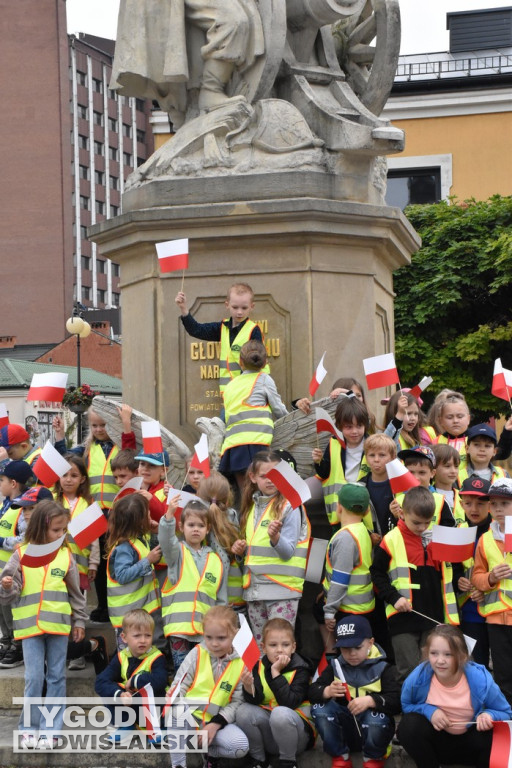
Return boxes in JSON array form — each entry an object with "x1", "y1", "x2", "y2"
[{"x1": 66, "y1": 0, "x2": 505, "y2": 55}]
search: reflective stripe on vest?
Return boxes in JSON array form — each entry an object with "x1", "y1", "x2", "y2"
[
  {"x1": 258, "y1": 660, "x2": 316, "y2": 735},
  {"x1": 383, "y1": 526, "x2": 459, "y2": 625},
  {"x1": 107, "y1": 538, "x2": 161, "y2": 628},
  {"x1": 185, "y1": 645, "x2": 244, "y2": 724},
  {"x1": 228, "y1": 559, "x2": 245, "y2": 606},
  {"x1": 62, "y1": 496, "x2": 92, "y2": 575},
  {"x1": 218, "y1": 320, "x2": 267, "y2": 394},
  {"x1": 322, "y1": 522, "x2": 375, "y2": 614},
  {"x1": 435, "y1": 435, "x2": 467, "y2": 464},
  {"x1": 12, "y1": 546, "x2": 72, "y2": 639},
  {"x1": 0, "y1": 507, "x2": 23, "y2": 564},
  {"x1": 342, "y1": 645, "x2": 386, "y2": 699},
  {"x1": 118, "y1": 646, "x2": 164, "y2": 686},
  {"x1": 458, "y1": 464, "x2": 506, "y2": 489},
  {"x1": 243, "y1": 501, "x2": 310, "y2": 593},
  {"x1": 320, "y1": 438, "x2": 369, "y2": 526},
  {"x1": 477, "y1": 531, "x2": 512, "y2": 616},
  {"x1": 161, "y1": 545, "x2": 223, "y2": 637},
  {"x1": 221, "y1": 372, "x2": 273, "y2": 455},
  {"x1": 87, "y1": 443, "x2": 119, "y2": 509}
]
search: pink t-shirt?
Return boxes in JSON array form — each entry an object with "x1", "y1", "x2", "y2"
[{"x1": 426, "y1": 673, "x2": 474, "y2": 734}]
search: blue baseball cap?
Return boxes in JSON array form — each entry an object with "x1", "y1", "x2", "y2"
[
  {"x1": 134, "y1": 451, "x2": 170, "y2": 467},
  {"x1": 335, "y1": 615, "x2": 373, "y2": 647}
]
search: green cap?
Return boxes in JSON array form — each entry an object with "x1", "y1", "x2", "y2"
[{"x1": 338, "y1": 483, "x2": 370, "y2": 513}]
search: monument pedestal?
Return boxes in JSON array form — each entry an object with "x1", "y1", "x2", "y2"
[{"x1": 90, "y1": 175, "x2": 420, "y2": 441}]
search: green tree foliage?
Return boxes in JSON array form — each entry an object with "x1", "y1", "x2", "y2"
[{"x1": 394, "y1": 195, "x2": 512, "y2": 421}]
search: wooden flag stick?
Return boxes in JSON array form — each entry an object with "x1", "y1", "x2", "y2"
[
  {"x1": 411, "y1": 608, "x2": 440, "y2": 625},
  {"x1": 180, "y1": 269, "x2": 185, "y2": 293}
]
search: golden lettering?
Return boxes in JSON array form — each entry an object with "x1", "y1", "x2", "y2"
[
  {"x1": 254, "y1": 319, "x2": 268, "y2": 333},
  {"x1": 200, "y1": 365, "x2": 220, "y2": 380},
  {"x1": 265, "y1": 338, "x2": 281, "y2": 358},
  {"x1": 191, "y1": 342, "x2": 199, "y2": 361}
]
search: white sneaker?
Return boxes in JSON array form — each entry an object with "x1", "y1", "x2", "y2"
[
  {"x1": 68, "y1": 656, "x2": 86, "y2": 670},
  {"x1": 20, "y1": 733, "x2": 37, "y2": 749}
]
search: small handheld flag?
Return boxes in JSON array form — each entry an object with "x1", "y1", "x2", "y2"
[
  {"x1": 156, "y1": 238, "x2": 189, "y2": 273},
  {"x1": 20, "y1": 536, "x2": 66, "y2": 568},
  {"x1": 490, "y1": 721, "x2": 512, "y2": 768},
  {"x1": 333, "y1": 658, "x2": 351, "y2": 701},
  {"x1": 0, "y1": 404, "x2": 8, "y2": 429},
  {"x1": 190, "y1": 433, "x2": 210, "y2": 478},
  {"x1": 312, "y1": 650, "x2": 328, "y2": 682},
  {"x1": 309, "y1": 352, "x2": 327, "y2": 398},
  {"x1": 233, "y1": 614, "x2": 260, "y2": 670},
  {"x1": 492, "y1": 358, "x2": 512, "y2": 402},
  {"x1": 27, "y1": 372, "x2": 68, "y2": 403},
  {"x1": 363, "y1": 353, "x2": 399, "y2": 390},
  {"x1": 385, "y1": 458, "x2": 420, "y2": 494},
  {"x1": 431, "y1": 525, "x2": 477, "y2": 563},
  {"x1": 141, "y1": 420, "x2": 163, "y2": 454},
  {"x1": 315, "y1": 407, "x2": 346, "y2": 447},
  {"x1": 114, "y1": 476, "x2": 144, "y2": 501},
  {"x1": 265, "y1": 460, "x2": 311, "y2": 509},
  {"x1": 33, "y1": 442, "x2": 72, "y2": 487},
  {"x1": 139, "y1": 684, "x2": 162, "y2": 741},
  {"x1": 505, "y1": 517, "x2": 512, "y2": 552},
  {"x1": 67, "y1": 502, "x2": 108, "y2": 550},
  {"x1": 409, "y1": 376, "x2": 433, "y2": 400}
]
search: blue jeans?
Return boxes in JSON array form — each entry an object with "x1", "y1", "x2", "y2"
[
  {"x1": 19, "y1": 634, "x2": 68, "y2": 733},
  {"x1": 311, "y1": 699, "x2": 394, "y2": 759}
]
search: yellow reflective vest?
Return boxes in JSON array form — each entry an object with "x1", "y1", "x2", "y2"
[
  {"x1": 61, "y1": 496, "x2": 93, "y2": 575},
  {"x1": 318, "y1": 438, "x2": 369, "y2": 526},
  {"x1": 457, "y1": 464, "x2": 506, "y2": 488},
  {"x1": 227, "y1": 558, "x2": 245, "y2": 607},
  {"x1": 161, "y1": 544, "x2": 223, "y2": 637},
  {"x1": 221, "y1": 372, "x2": 274, "y2": 455},
  {"x1": 382, "y1": 526, "x2": 459, "y2": 625},
  {"x1": 434, "y1": 435, "x2": 467, "y2": 465},
  {"x1": 322, "y1": 521, "x2": 375, "y2": 614},
  {"x1": 477, "y1": 531, "x2": 512, "y2": 617},
  {"x1": 87, "y1": 442, "x2": 119, "y2": 510},
  {"x1": 219, "y1": 319, "x2": 266, "y2": 395},
  {"x1": 107, "y1": 537, "x2": 161, "y2": 628},
  {"x1": 118, "y1": 646, "x2": 164, "y2": 687},
  {"x1": 395, "y1": 490, "x2": 446, "y2": 530},
  {"x1": 257, "y1": 660, "x2": 316, "y2": 738},
  {"x1": 243, "y1": 500, "x2": 310, "y2": 594},
  {"x1": 0, "y1": 506, "x2": 23, "y2": 565},
  {"x1": 12, "y1": 546, "x2": 72, "y2": 639},
  {"x1": 185, "y1": 645, "x2": 244, "y2": 724},
  {"x1": 24, "y1": 446, "x2": 42, "y2": 467}
]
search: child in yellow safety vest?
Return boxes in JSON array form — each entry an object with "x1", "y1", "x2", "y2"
[
  {"x1": 236, "y1": 617, "x2": 316, "y2": 768},
  {"x1": 383, "y1": 391, "x2": 436, "y2": 448},
  {"x1": 0, "y1": 499, "x2": 87, "y2": 748},
  {"x1": 431, "y1": 444, "x2": 466, "y2": 526},
  {"x1": 459, "y1": 423, "x2": 510, "y2": 487},
  {"x1": 309, "y1": 615, "x2": 400, "y2": 768},
  {"x1": 219, "y1": 340, "x2": 288, "y2": 492},
  {"x1": 232, "y1": 450, "x2": 311, "y2": 645},
  {"x1": 159, "y1": 497, "x2": 226, "y2": 670},
  {"x1": 165, "y1": 606, "x2": 249, "y2": 768},
  {"x1": 105, "y1": 494, "x2": 162, "y2": 650}
]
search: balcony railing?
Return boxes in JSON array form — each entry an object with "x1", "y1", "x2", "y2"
[{"x1": 395, "y1": 54, "x2": 512, "y2": 82}]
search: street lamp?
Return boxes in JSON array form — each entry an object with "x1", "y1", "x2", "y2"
[{"x1": 65, "y1": 313, "x2": 91, "y2": 443}]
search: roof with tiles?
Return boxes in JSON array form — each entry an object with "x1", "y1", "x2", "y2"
[{"x1": 0, "y1": 358, "x2": 122, "y2": 394}]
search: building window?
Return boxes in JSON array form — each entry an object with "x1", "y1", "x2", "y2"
[
  {"x1": 80, "y1": 195, "x2": 90, "y2": 210},
  {"x1": 122, "y1": 123, "x2": 132, "y2": 138},
  {"x1": 95, "y1": 170, "x2": 104, "y2": 185},
  {"x1": 82, "y1": 286, "x2": 91, "y2": 301},
  {"x1": 108, "y1": 88, "x2": 118, "y2": 100},
  {"x1": 386, "y1": 168, "x2": 442, "y2": 209},
  {"x1": 112, "y1": 292, "x2": 121, "y2": 306},
  {"x1": 97, "y1": 259, "x2": 106, "y2": 274},
  {"x1": 77, "y1": 71, "x2": 86, "y2": 86},
  {"x1": 96, "y1": 200, "x2": 105, "y2": 215},
  {"x1": 135, "y1": 98, "x2": 145, "y2": 111},
  {"x1": 93, "y1": 111, "x2": 103, "y2": 127},
  {"x1": 80, "y1": 225, "x2": 88, "y2": 239},
  {"x1": 77, "y1": 104, "x2": 88, "y2": 120},
  {"x1": 78, "y1": 135, "x2": 89, "y2": 150},
  {"x1": 81, "y1": 255, "x2": 91, "y2": 271},
  {"x1": 79, "y1": 165, "x2": 89, "y2": 180},
  {"x1": 109, "y1": 146, "x2": 118, "y2": 161},
  {"x1": 136, "y1": 129, "x2": 146, "y2": 143},
  {"x1": 110, "y1": 204, "x2": 119, "y2": 217},
  {"x1": 97, "y1": 289, "x2": 106, "y2": 303},
  {"x1": 93, "y1": 78, "x2": 103, "y2": 94},
  {"x1": 112, "y1": 263, "x2": 120, "y2": 277},
  {"x1": 137, "y1": 156, "x2": 146, "y2": 167},
  {"x1": 109, "y1": 176, "x2": 119, "y2": 190},
  {"x1": 123, "y1": 152, "x2": 132, "y2": 166},
  {"x1": 108, "y1": 117, "x2": 118, "y2": 131},
  {"x1": 94, "y1": 141, "x2": 104, "y2": 156}
]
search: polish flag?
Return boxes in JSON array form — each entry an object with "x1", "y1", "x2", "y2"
[
  {"x1": 0, "y1": 404, "x2": 8, "y2": 429},
  {"x1": 190, "y1": 433, "x2": 210, "y2": 478},
  {"x1": 312, "y1": 650, "x2": 328, "y2": 682},
  {"x1": 492, "y1": 359, "x2": 512, "y2": 402},
  {"x1": 309, "y1": 352, "x2": 327, "y2": 398},
  {"x1": 409, "y1": 376, "x2": 433, "y2": 399},
  {"x1": 27, "y1": 372, "x2": 68, "y2": 403},
  {"x1": 431, "y1": 525, "x2": 477, "y2": 563},
  {"x1": 139, "y1": 684, "x2": 162, "y2": 741},
  {"x1": 490, "y1": 721, "x2": 512, "y2": 768},
  {"x1": 265, "y1": 460, "x2": 312, "y2": 509},
  {"x1": 386, "y1": 459, "x2": 420, "y2": 494},
  {"x1": 233, "y1": 614, "x2": 260, "y2": 670},
  {"x1": 32, "y1": 442, "x2": 72, "y2": 487},
  {"x1": 141, "y1": 420, "x2": 163, "y2": 454},
  {"x1": 20, "y1": 535, "x2": 66, "y2": 568},
  {"x1": 333, "y1": 658, "x2": 351, "y2": 701},
  {"x1": 505, "y1": 517, "x2": 512, "y2": 552},
  {"x1": 363, "y1": 353, "x2": 399, "y2": 390},
  {"x1": 155, "y1": 238, "x2": 189, "y2": 273},
  {"x1": 167, "y1": 488, "x2": 208, "y2": 525},
  {"x1": 114, "y1": 476, "x2": 144, "y2": 501},
  {"x1": 67, "y1": 502, "x2": 108, "y2": 550},
  {"x1": 315, "y1": 407, "x2": 345, "y2": 447}
]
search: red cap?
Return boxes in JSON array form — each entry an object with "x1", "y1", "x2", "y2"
[{"x1": 0, "y1": 424, "x2": 30, "y2": 448}]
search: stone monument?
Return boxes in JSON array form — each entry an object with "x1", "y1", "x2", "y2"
[{"x1": 90, "y1": 0, "x2": 420, "y2": 440}]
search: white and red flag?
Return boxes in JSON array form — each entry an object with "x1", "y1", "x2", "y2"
[
  {"x1": 333, "y1": 658, "x2": 352, "y2": 701},
  {"x1": 114, "y1": 476, "x2": 144, "y2": 501},
  {"x1": 190, "y1": 433, "x2": 210, "y2": 478},
  {"x1": 0, "y1": 404, "x2": 8, "y2": 429},
  {"x1": 309, "y1": 352, "x2": 327, "y2": 398},
  {"x1": 505, "y1": 517, "x2": 512, "y2": 552},
  {"x1": 312, "y1": 650, "x2": 328, "y2": 682},
  {"x1": 315, "y1": 407, "x2": 345, "y2": 447},
  {"x1": 385, "y1": 459, "x2": 420, "y2": 494},
  {"x1": 431, "y1": 525, "x2": 477, "y2": 563},
  {"x1": 20, "y1": 535, "x2": 66, "y2": 568},
  {"x1": 408, "y1": 376, "x2": 433, "y2": 400},
  {"x1": 67, "y1": 502, "x2": 108, "y2": 549},
  {"x1": 33, "y1": 442, "x2": 72, "y2": 487},
  {"x1": 490, "y1": 721, "x2": 512, "y2": 768},
  {"x1": 141, "y1": 420, "x2": 163, "y2": 454},
  {"x1": 139, "y1": 684, "x2": 162, "y2": 741},
  {"x1": 155, "y1": 238, "x2": 189, "y2": 273},
  {"x1": 265, "y1": 460, "x2": 311, "y2": 509},
  {"x1": 492, "y1": 358, "x2": 512, "y2": 402},
  {"x1": 233, "y1": 614, "x2": 260, "y2": 670},
  {"x1": 27, "y1": 372, "x2": 68, "y2": 403},
  {"x1": 363, "y1": 353, "x2": 399, "y2": 390}
]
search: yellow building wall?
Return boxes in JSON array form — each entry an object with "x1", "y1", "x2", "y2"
[{"x1": 394, "y1": 111, "x2": 512, "y2": 201}]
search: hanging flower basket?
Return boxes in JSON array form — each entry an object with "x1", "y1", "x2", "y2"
[{"x1": 62, "y1": 384, "x2": 99, "y2": 412}]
